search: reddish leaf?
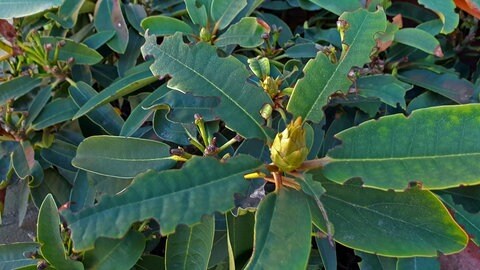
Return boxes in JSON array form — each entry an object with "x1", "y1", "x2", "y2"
[
  {"x1": 455, "y1": 0, "x2": 480, "y2": 19},
  {"x1": 440, "y1": 241, "x2": 480, "y2": 270},
  {"x1": 0, "y1": 19, "x2": 16, "y2": 43}
]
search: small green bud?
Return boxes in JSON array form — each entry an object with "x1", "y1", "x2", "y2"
[
  {"x1": 199, "y1": 27, "x2": 212, "y2": 42},
  {"x1": 270, "y1": 116, "x2": 308, "y2": 172}
]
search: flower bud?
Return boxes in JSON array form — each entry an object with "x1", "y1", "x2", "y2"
[
  {"x1": 261, "y1": 76, "x2": 278, "y2": 97},
  {"x1": 270, "y1": 116, "x2": 308, "y2": 172}
]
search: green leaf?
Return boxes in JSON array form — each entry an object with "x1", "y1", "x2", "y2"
[
  {"x1": 323, "y1": 104, "x2": 480, "y2": 190},
  {"x1": 398, "y1": 69, "x2": 473, "y2": 104},
  {"x1": 83, "y1": 230, "x2": 145, "y2": 270},
  {"x1": 0, "y1": 0, "x2": 62, "y2": 18},
  {"x1": 11, "y1": 141, "x2": 35, "y2": 179},
  {"x1": 45, "y1": 0, "x2": 85, "y2": 29},
  {"x1": 125, "y1": 3, "x2": 147, "y2": 34},
  {"x1": 134, "y1": 255, "x2": 165, "y2": 270},
  {"x1": 41, "y1": 37, "x2": 103, "y2": 65},
  {"x1": 307, "y1": 0, "x2": 362, "y2": 15},
  {"x1": 245, "y1": 189, "x2": 311, "y2": 270},
  {"x1": 141, "y1": 15, "x2": 194, "y2": 36},
  {"x1": 315, "y1": 236, "x2": 336, "y2": 270},
  {"x1": 63, "y1": 155, "x2": 263, "y2": 251},
  {"x1": 41, "y1": 139, "x2": 77, "y2": 173},
  {"x1": 153, "y1": 110, "x2": 196, "y2": 145},
  {"x1": 141, "y1": 32, "x2": 273, "y2": 141},
  {"x1": 73, "y1": 67, "x2": 157, "y2": 119},
  {"x1": 397, "y1": 257, "x2": 440, "y2": 270},
  {"x1": 418, "y1": 0, "x2": 458, "y2": 34},
  {"x1": 0, "y1": 242, "x2": 39, "y2": 270},
  {"x1": 83, "y1": 31, "x2": 116, "y2": 50},
  {"x1": 165, "y1": 215, "x2": 214, "y2": 270},
  {"x1": 287, "y1": 9, "x2": 387, "y2": 123},
  {"x1": 24, "y1": 85, "x2": 52, "y2": 127},
  {"x1": 118, "y1": 30, "x2": 144, "y2": 77},
  {"x1": 0, "y1": 76, "x2": 42, "y2": 105},
  {"x1": 72, "y1": 135, "x2": 175, "y2": 178},
  {"x1": 356, "y1": 74, "x2": 412, "y2": 109},
  {"x1": 214, "y1": 17, "x2": 265, "y2": 48},
  {"x1": 32, "y1": 98, "x2": 78, "y2": 130},
  {"x1": 356, "y1": 252, "x2": 397, "y2": 270},
  {"x1": 185, "y1": 0, "x2": 209, "y2": 27},
  {"x1": 394, "y1": 28, "x2": 443, "y2": 57},
  {"x1": 37, "y1": 194, "x2": 84, "y2": 270},
  {"x1": 226, "y1": 212, "x2": 254, "y2": 269},
  {"x1": 311, "y1": 180, "x2": 468, "y2": 257},
  {"x1": 437, "y1": 187, "x2": 480, "y2": 246},
  {"x1": 69, "y1": 81, "x2": 124, "y2": 135},
  {"x1": 94, "y1": 0, "x2": 129, "y2": 53},
  {"x1": 120, "y1": 85, "x2": 169, "y2": 137},
  {"x1": 30, "y1": 169, "x2": 71, "y2": 208},
  {"x1": 69, "y1": 171, "x2": 95, "y2": 212},
  {"x1": 144, "y1": 90, "x2": 220, "y2": 123},
  {"x1": 211, "y1": 0, "x2": 247, "y2": 30}
]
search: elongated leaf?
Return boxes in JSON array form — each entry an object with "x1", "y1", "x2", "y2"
[
  {"x1": 398, "y1": 69, "x2": 473, "y2": 104},
  {"x1": 38, "y1": 194, "x2": 84, "y2": 270},
  {"x1": 214, "y1": 17, "x2": 265, "y2": 48},
  {"x1": 394, "y1": 28, "x2": 443, "y2": 56},
  {"x1": 438, "y1": 189, "x2": 480, "y2": 246},
  {"x1": 145, "y1": 90, "x2": 220, "y2": 123},
  {"x1": 165, "y1": 215, "x2": 214, "y2": 270},
  {"x1": 30, "y1": 169, "x2": 71, "y2": 208},
  {"x1": 120, "y1": 85, "x2": 169, "y2": 137},
  {"x1": 211, "y1": 0, "x2": 247, "y2": 30},
  {"x1": 94, "y1": 0, "x2": 129, "y2": 53},
  {"x1": 141, "y1": 15, "x2": 193, "y2": 36},
  {"x1": 63, "y1": 155, "x2": 263, "y2": 251},
  {"x1": 73, "y1": 68, "x2": 157, "y2": 119},
  {"x1": 72, "y1": 136, "x2": 175, "y2": 178},
  {"x1": 0, "y1": 242, "x2": 39, "y2": 270},
  {"x1": 356, "y1": 252, "x2": 397, "y2": 270},
  {"x1": 83, "y1": 31, "x2": 115, "y2": 49},
  {"x1": 25, "y1": 85, "x2": 52, "y2": 126},
  {"x1": 153, "y1": 110, "x2": 196, "y2": 145},
  {"x1": 397, "y1": 257, "x2": 440, "y2": 270},
  {"x1": 323, "y1": 104, "x2": 480, "y2": 190},
  {"x1": 307, "y1": 0, "x2": 362, "y2": 15},
  {"x1": 32, "y1": 98, "x2": 78, "y2": 130},
  {"x1": 311, "y1": 180, "x2": 468, "y2": 257},
  {"x1": 141, "y1": 32, "x2": 273, "y2": 141},
  {"x1": 245, "y1": 189, "x2": 311, "y2": 270},
  {"x1": 41, "y1": 139, "x2": 77, "y2": 172},
  {"x1": 45, "y1": 0, "x2": 85, "y2": 29},
  {"x1": 0, "y1": 76, "x2": 42, "y2": 105},
  {"x1": 11, "y1": 141, "x2": 35, "y2": 179},
  {"x1": 419, "y1": 0, "x2": 458, "y2": 34},
  {"x1": 83, "y1": 230, "x2": 145, "y2": 270},
  {"x1": 185, "y1": 0, "x2": 208, "y2": 27},
  {"x1": 0, "y1": 0, "x2": 62, "y2": 18},
  {"x1": 69, "y1": 81, "x2": 124, "y2": 135},
  {"x1": 41, "y1": 37, "x2": 103, "y2": 65},
  {"x1": 125, "y1": 3, "x2": 147, "y2": 33},
  {"x1": 356, "y1": 75, "x2": 412, "y2": 109},
  {"x1": 287, "y1": 9, "x2": 387, "y2": 123},
  {"x1": 69, "y1": 171, "x2": 95, "y2": 212},
  {"x1": 226, "y1": 212, "x2": 254, "y2": 269},
  {"x1": 134, "y1": 255, "x2": 165, "y2": 270}
]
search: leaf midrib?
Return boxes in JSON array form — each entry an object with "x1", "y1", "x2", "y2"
[
  {"x1": 304, "y1": 12, "x2": 370, "y2": 121},
  {"x1": 158, "y1": 44, "x2": 268, "y2": 140}
]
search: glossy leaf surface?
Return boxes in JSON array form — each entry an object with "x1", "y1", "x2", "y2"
[
  {"x1": 63, "y1": 155, "x2": 263, "y2": 251},
  {"x1": 311, "y1": 180, "x2": 468, "y2": 257},
  {"x1": 287, "y1": 9, "x2": 387, "y2": 123},
  {"x1": 72, "y1": 136, "x2": 175, "y2": 178},
  {"x1": 141, "y1": 32, "x2": 273, "y2": 140},
  {"x1": 323, "y1": 104, "x2": 480, "y2": 190},
  {"x1": 245, "y1": 189, "x2": 311, "y2": 270}
]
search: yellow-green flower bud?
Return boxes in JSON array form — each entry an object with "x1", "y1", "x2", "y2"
[
  {"x1": 261, "y1": 76, "x2": 279, "y2": 97},
  {"x1": 270, "y1": 117, "x2": 308, "y2": 172},
  {"x1": 199, "y1": 27, "x2": 212, "y2": 42}
]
